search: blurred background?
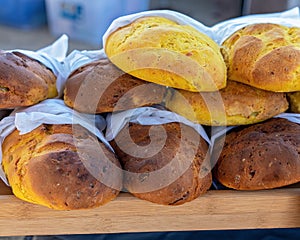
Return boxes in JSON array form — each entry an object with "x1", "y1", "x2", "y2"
[{"x1": 0, "y1": 0, "x2": 299, "y2": 53}]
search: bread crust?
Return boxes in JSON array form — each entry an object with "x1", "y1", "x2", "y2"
[
  {"x1": 222, "y1": 23, "x2": 300, "y2": 92},
  {"x1": 213, "y1": 118, "x2": 300, "y2": 190},
  {"x1": 110, "y1": 122, "x2": 212, "y2": 205},
  {"x1": 287, "y1": 91, "x2": 300, "y2": 113},
  {"x1": 2, "y1": 124, "x2": 122, "y2": 210},
  {"x1": 0, "y1": 51, "x2": 57, "y2": 108},
  {"x1": 64, "y1": 58, "x2": 167, "y2": 113},
  {"x1": 165, "y1": 80, "x2": 288, "y2": 126},
  {"x1": 105, "y1": 16, "x2": 227, "y2": 92}
]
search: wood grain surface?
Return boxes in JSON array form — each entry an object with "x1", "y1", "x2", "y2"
[{"x1": 0, "y1": 179, "x2": 299, "y2": 237}]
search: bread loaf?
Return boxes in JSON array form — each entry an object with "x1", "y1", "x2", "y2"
[
  {"x1": 213, "y1": 118, "x2": 300, "y2": 190},
  {"x1": 110, "y1": 122, "x2": 212, "y2": 205},
  {"x1": 105, "y1": 16, "x2": 227, "y2": 92},
  {"x1": 64, "y1": 58, "x2": 167, "y2": 113},
  {"x1": 222, "y1": 23, "x2": 300, "y2": 92},
  {"x1": 0, "y1": 51, "x2": 57, "y2": 108},
  {"x1": 164, "y1": 80, "x2": 288, "y2": 126},
  {"x1": 287, "y1": 91, "x2": 300, "y2": 113},
  {"x1": 2, "y1": 124, "x2": 122, "y2": 210}
]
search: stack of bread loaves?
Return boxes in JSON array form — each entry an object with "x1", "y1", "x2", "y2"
[
  {"x1": 103, "y1": 17, "x2": 300, "y2": 192},
  {"x1": 63, "y1": 13, "x2": 227, "y2": 205},
  {"x1": 0, "y1": 38, "x2": 123, "y2": 210},
  {"x1": 212, "y1": 22, "x2": 300, "y2": 190},
  {"x1": 1, "y1": 10, "x2": 300, "y2": 210},
  {"x1": 34, "y1": 14, "x2": 300, "y2": 207},
  {"x1": 63, "y1": 12, "x2": 300, "y2": 204}
]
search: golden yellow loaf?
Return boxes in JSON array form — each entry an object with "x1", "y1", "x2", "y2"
[
  {"x1": 105, "y1": 16, "x2": 227, "y2": 92},
  {"x1": 2, "y1": 124, "x2": 122, "y2": 210},
  {"x1": 164, "y1": 80, "x2": 289, "y2": 126},
  {"x1": 222, "y1": 23, "x2": 300, "y2": 92}
]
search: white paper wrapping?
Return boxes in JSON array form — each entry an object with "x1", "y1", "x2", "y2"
[
  {"x1": 102, "y1": 9, "x2": 213, "y2": 48},
  {"x1": 102, "y1": 7, "x2": 300, "y2": 47},
  {"x1": 0, "y1": 99, "x2": 109, "y2": 185},
  {"x1": 64, "y1": 49, "x2": 107, "y2": 76},
  {"x1": 8, "y1": 34, "x2": 69, "y2": 96},
  {"x1": 106, "y1": 107, "x2": 211, "y2": 145},
  {"x1": 211, "y1": 7, "x2": 300, "y2": 44}
]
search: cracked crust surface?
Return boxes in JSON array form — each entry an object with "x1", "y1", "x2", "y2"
[
  {"x1": 64, "y1": 58, "x2": 167, "y2": 113},
  {"x1": 2, "y1": 124, "x2": 122, "y2": 210},
  {"x1": 105, "y1": 16, "x2": 227, "y2": 92},
  {"x1": 0, "y1": 51, "x2": 57, "y2": 108},
  {"x1": 110, "y1": 122, "x2": 212, "y2": 205},
  {"x1": 164, "y1": 80, "x2": 288, "y2": 126},
  {"x1": 222, "y1": 23, "x2": 300, "y2": 92},
  {"x1": 213, "y1": 118, "x2": 300, "y2": 190}
]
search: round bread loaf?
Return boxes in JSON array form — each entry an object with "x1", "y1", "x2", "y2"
[
  {"x1": 64, "y1": 58, "x2": 167, "y2": 113},
  {"x1": 105, "y1": 16, "x2": 227, "y2": 92},
  {"x1": 2, "y1": 124, "x2": 122, "y2": 210},
  {"x1": 110, "y1": 122, "x2": 212, "y2": 205},
  {"x1": 287, "y1": 91, "x2": 300, "y2": 113},
  {"x1": 0, "y1": 51, "x2": 57, "y2": 108},
  {"x1": 213, "y1": 118, "x2": 300, "y2": 190},
  {"x1": 222, "y1": 23, "x2": 300, "y2": 92},
  {"x1": 164, "y1": 80, "x2": 288, "y2": 126}
]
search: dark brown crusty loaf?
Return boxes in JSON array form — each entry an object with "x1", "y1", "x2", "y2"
[
  {"x1": 213, "y1": 118, "x2": 300, "y2": 190},
  {"x1": 222, "y1": 23, "x2": 300, "y2": 92},
  {"x1": 63, "y1": 58, "x2": 167, "y2": 114},
  {"x1": 110, "y1": 122, "x2": 212, "y2": 205},
  {"x1": 0, "y1": 51, "x2": 57, "y2": 108},
  {"x1": 2, "y1": 124, "x2": 122, "y2": 210}
]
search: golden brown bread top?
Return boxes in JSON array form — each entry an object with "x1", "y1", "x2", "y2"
[
  {"x1": 0, "y1": 51, "x2": 57, "y2": 108},
  {"x1": 105, "y1": 16, "x2": 227, "y2": 92},
  {"x1": 63, "y1": 58, "x2": 167, "y2": 113},
  {"x1": 110, "y1": 122, "x2": 212, "y2": 205},
  {"x1": 213, "y1": 118, "x2": 300, "y2": 190},
  {"x1": 2, "y1": 124, "x2": 122, "y2": 210},
  {"x1": 222, "y1": 23, "x2": 300, "y2": 92},
  {"x1": 164, "y1": 80, "x2": 289, "y2": 126}
]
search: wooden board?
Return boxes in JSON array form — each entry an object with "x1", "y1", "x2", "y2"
[{"x1": 0, "y1": 179, "x2": 299, "y2": 237}]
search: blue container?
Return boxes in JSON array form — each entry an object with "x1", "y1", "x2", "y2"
[
  {"x1": 0, "y1": 0, "x2": 47, "y2": 29},
  {"x1": 46, "y1": 0, "x2": 150, "y2": 46}
]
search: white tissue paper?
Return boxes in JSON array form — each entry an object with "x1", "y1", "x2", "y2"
[
  {"x1": 8, "y1": 34, "x2": 69, "y2": 97},
  {"x1": 64, "y1": 49, "x2": 107, "y2": 76},
  {"x1": 0, "y1": 99, "x2": 109, "y2": 185},
  {"x1": 106, "y1": 106, "x2": 211, "y2": 145},
  {"x1": 211, "y1": 7, "x2": 300, "y2": 44},
  {"x1": 102, "y1": 7, "x2": 300, "y2": 47}
]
